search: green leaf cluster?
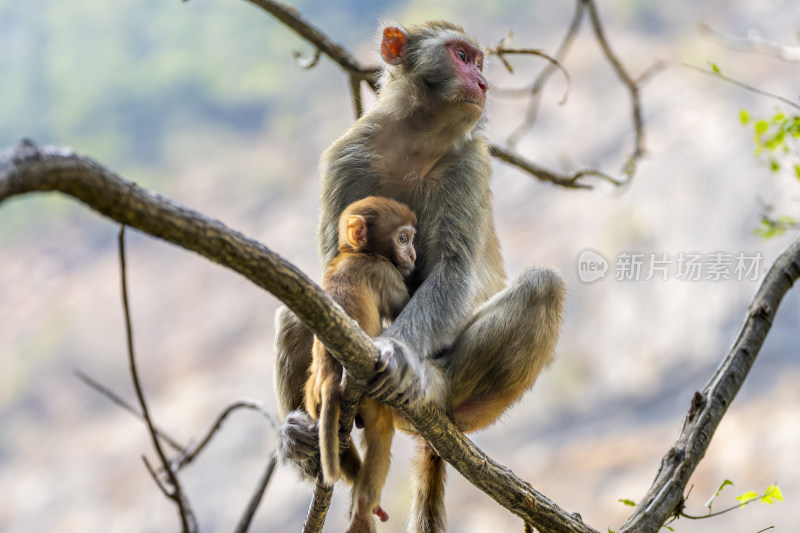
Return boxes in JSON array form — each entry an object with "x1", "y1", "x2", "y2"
[
  {"x1": 735, "y1": 484, "x2": 784, "y2": 507},
  {"x1": 740, "y1": 108, "x2": 800, "y2": 178}
]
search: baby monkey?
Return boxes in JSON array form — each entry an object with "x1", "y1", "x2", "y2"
[{"x1": 304, "y1": 195, "x2": 417, "y2": 532}]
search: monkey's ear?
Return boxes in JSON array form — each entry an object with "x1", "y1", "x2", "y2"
[
  {"x1": 345, "y1": 215, "x2": 368, "y2": 249},
  {"x1": 380, "y1": 26, "x2": 407, "y2": 66}
]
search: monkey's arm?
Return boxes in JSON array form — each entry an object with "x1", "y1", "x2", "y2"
[{"x1": 371, "y1": 203, "x2": 482, "y2": 407}]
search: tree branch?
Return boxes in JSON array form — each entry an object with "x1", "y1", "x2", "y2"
[
  {"x1": 620, "y1": 234, "x2": 800, "y2": 532},
  {"x1": 700, "y1": 23, "x2": 800, "y2": 62},
  {"x1": 0, "y1": 141, "x2": 592, "y2": 533},
  {"x1": 585, "y1": 0, "x2": 647, "y2": 183},
  {"x1": 118, "y1": 226, "x2": 198, "y2": 533},
  {"x1": 233, "y1": 450, "x2": 279, "y2": 533},
  {"x1": 502, "y1": 0, "x2": 585, "y2": 147}
]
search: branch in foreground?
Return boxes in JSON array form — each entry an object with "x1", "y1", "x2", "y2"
[
  {"x1": 304, "y1": 372, "x2": 363, "y2": 532},
  {"x1": 0, "y1": 141, "x2": 592, "y2": 533},
  {"x1": 619, "y1": 234, "x2": 800, "y2": 532}
]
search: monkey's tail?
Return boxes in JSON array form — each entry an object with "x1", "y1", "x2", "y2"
[
  {"x1": 408, "y1": 440, "x2": 447, "y2": 533},
  {"x1": 319, "y1": 388, "x2": 341, "y2": 486}
]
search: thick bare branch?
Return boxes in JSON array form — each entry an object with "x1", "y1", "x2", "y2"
[
  {"x1": 0, "y1": 141, "x2": 592, "y2": 533},
  {"x1": 620, "y1": 235, "x2": 800, "y2": 533}
]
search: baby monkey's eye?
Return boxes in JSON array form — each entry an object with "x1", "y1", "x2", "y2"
[{"x1": 456, "y1": 49, "x2": 466, "y2": 62}]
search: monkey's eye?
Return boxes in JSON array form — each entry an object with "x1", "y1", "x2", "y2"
[
  {"x1": 398, "y1": 234, "x2": 409, "y2": 245},
  {"x1": 456, "y1": 49, "x2": 467, "y2": 62}
]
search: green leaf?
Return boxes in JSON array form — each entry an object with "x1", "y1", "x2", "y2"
[
  {"x1": 710, "y1": 62, "x2": 721, "y2": 74},
  {"x1": 736, "y1": 491, "x2": 760, "y2": 506},
  {"x1": 755, "y1": 120, "x2": 769, "y2": 135},
  {"x1": 762, "y1": 484, "x2": 784, "y2": 504},
  {"x1": 739, "y1": 109, "x2": 751, "y2": 125},
  {"x1": 794, "y1": 164, "x2": 800, "y2": 181},
  {"x1": 618, "y1": 499, "x2": 636, "y2": 507},
  {"x1": 770, "y1": 158, "x2": 781, "y2": 172},
  {"x1": 706, "y1": 479, "x2": 734, "y2": 509}
]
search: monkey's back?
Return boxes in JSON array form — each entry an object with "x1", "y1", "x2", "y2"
[{"x1": 322, "y1": 252, "x2": 408, "y2": 337}]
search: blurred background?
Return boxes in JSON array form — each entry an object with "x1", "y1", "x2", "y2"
[{"x1": 1, "y1": 0, "x2": 799, "y2": 531}]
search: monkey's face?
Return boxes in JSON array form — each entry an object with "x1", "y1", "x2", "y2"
[
  {"x1": 443, "y1": 39, "x2": 487, "y2": 111},
  {"x1": 393, "y1": 225, "x2": 416, "y2": 278}
]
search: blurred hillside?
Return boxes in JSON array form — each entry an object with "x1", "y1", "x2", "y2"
[{"x1": 1, "y1": 1, "x2": 800, "y2": 532}]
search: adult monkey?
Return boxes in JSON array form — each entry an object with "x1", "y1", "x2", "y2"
[{"x1": 274, "y1": 21, "x2": 566, "y2": 532}]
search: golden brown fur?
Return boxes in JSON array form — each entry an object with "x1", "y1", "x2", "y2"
[{"x1": 304, "y1": 196, "x2": 416, "y2": 532}]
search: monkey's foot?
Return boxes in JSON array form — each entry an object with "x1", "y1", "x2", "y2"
[
  {"x1": 374, "y1": 504, "x2": 389, "y2": 522},
  {"x1": 278, "y1": 410, "x2": 319, "y2": 480}
]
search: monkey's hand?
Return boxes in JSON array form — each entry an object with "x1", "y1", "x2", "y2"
[
  {"x1": 369, "y1": 337, "x2": 446, "y2": 409},
  {"x1": 278, "y1": 410, "x2": 320, "y2": 481}
]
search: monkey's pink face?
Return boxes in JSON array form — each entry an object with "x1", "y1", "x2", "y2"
[{"x1": 445, "y1": 40, "x2": 488, "y2": 110}]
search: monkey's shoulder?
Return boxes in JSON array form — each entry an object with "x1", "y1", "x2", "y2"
[{"x1": 323, "y1": 253, "x2": 405, "y2": 292}]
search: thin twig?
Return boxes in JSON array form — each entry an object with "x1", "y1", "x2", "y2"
[
  {"x1": 585, "y1": 0, "x2": 646, "y2": 182},
  {"x1": 177, "y1": 400, "x2": 276, "y2": 469},
  {"x1": 684, "y1": 63, "x2": 800, "y2": 111},
  {"x1": 490, "y1": 47, "x2": 572, "y2": 105},
  {"x1": 292, "y1": 47, "x2": 322, "y2": 69},
  {"x1": 119, "y1": 226, "x2": 198, "y2": 533},
  {"x1": 233, "y1": 450, "x2": 279, "y2": 533},
  {"x1": 505, "y1": 0, "x2": 585, "y2": 147},
  {"x1": 490, "y1": 143, "x2": 627, "y2": 189},
  {"x1": 241, "y1": 0, "x2": 380, "y2": 90},
  {"x1": 74, "y1": 369, "x2": 185, "y2": 452}
]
